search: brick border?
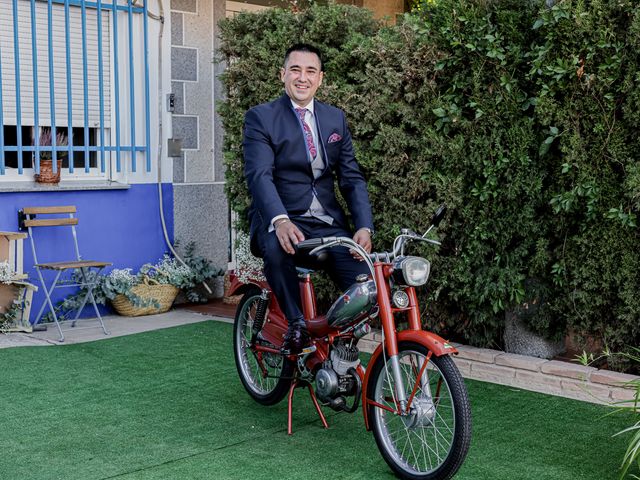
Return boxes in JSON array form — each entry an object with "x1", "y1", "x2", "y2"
[{"x1": 358, "y1": 331, "x2": 638, "y2": 405}]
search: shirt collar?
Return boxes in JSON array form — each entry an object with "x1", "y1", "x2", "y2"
[{"x1": 290, "y1": 98, "x2": 315, "y2": 114}]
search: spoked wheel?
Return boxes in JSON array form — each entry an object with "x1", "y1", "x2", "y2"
[
  {"x1": 233, "y1": 286, "x2": 293, "y2": 405},
  {"x1": 367, "y1": 342, "x2": 471, "y2": 480}
]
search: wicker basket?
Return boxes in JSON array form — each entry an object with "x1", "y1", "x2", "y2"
[{"x1": 111, "y1": 284, "x2": 179, "y2": 317}]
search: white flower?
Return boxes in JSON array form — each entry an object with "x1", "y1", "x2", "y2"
[
  {"x1": 235, "y1": 232, "x2": 265, "y2": 284},
  {"x1": 0, "y1": 261, "x2": 15, "y2": 284}
]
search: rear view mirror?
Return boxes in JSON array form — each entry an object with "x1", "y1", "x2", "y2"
[{"x1": 430, "y1": 204, "x2": 447, "y2": 227}]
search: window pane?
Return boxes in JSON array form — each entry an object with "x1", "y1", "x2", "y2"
[{"x1": 3, "y1": 126, "x2": 34, "y2": 169}]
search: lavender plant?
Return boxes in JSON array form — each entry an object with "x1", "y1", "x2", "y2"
[{"x1": 34, "y1": 128, "x2": 69, "y2": 160}]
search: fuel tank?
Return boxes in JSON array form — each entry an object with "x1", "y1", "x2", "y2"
[{"x1": 325, "y1": 276, "x2": 377, "y2": 328}]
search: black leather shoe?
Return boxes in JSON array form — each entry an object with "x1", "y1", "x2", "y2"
[{"x1": 282, "y1": 324, "x2": 310, "y2": 355}]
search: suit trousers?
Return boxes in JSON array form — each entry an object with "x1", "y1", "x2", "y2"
[{"x1": 255, "y1": 216, "x2": 370, "y2": 326}]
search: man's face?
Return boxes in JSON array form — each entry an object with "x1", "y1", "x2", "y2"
[{"x1": 281, "y1": 51, "x2": 323, "y2": 108}]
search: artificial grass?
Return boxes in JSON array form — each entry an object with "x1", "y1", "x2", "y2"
[{"x1": 0, "y1": 321, "x2": 632, "y2": 480}]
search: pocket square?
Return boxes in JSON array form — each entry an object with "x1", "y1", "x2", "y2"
[{"x1": 328, "y1": 133, "x2": 342, "y2": 144}]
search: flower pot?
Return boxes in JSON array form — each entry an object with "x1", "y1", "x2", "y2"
[{"x1": 35, "y1": 159, "x2": 63, "y2": 184}]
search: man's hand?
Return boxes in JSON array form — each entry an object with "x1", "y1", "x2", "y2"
[
  {"x1": 275, "y1": 219, "x2": 305, "y2": 255},
  {"x1": 352, "y1": 228, "x2": 372, "y2": 260}
]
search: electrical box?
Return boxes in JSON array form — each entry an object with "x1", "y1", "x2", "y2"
[{"x1": 167, "y1": 93, "x2": 176, "y2": 113}]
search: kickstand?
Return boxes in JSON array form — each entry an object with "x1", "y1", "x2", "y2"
[{"x1": 287, "y1": 379, "x2": 329, "y2": 435}]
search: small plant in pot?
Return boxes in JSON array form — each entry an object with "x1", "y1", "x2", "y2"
[{"x1": 34, "y1": 128, "x2": 68, "y2": 184}]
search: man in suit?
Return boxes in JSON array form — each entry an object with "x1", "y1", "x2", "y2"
[{"x1": 243, "y1": 43, "x2": 374, "y2": 354}]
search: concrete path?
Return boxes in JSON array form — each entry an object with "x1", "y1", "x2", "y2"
[{"x1": 0, "y1": 309, "x2": 231, "y2": 349}]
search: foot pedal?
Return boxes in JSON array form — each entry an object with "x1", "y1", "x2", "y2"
[
  {"x1": 280, "y1": 344, "x2": 317, "y2": 356},
  {"x1": 300, "y1": 345, "x2": 317, "y2": 355}
]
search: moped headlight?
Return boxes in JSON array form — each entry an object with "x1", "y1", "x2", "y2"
[{"x1": 392, "y1": 256, "x2": 431, "y2": 287}]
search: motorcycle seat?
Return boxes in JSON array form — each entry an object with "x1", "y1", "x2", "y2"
[{"x1": 306, "y1": 315, "x2": 330, "y2": 337}]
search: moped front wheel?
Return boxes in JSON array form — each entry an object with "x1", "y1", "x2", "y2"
[
  {"x1": 367, "y1": 342, "x2": 472, "y2": 480},
  {"x1": 233, "y1": 287, "x2": 293, "y2": 405}
]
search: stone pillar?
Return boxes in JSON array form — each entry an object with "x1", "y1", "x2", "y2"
[{"x1": 170, "y1": 0, "x2": 230, "y2": 281}]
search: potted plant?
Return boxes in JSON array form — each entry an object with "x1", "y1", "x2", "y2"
[
  {"x1": 45, "y1": 252, "x2": 223, "y2": 319},
  {"x1": 104, "y1": 256, "x2": 194, "y2": 317},
  {"x1": 33, "y1": 128, "x2": 68, "y2": 184}
]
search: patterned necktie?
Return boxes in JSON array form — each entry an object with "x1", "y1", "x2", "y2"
[{"x1": 295, "y1": 108, "x2": 317, "y2": 160}]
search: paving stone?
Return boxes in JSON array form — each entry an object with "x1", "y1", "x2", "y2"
[
  {"x1": 540, "y1": 360, "x2": 596, "y2": 381},
  {"x1": 455, "y1": 345, "x2": 502, "y2": 364},
  {"x1": 495, "y1": 352, "x2": 548, "y2": 372},
  {"x1": 561, "y1": 379, "x2": 611, "y2": 404},
  {"x1": 590, "y1": 369, "x2": 640, "y2": 387}
]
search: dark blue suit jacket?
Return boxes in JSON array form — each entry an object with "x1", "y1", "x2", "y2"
[{"x1": 243, "y1": 94, "x2": 374, "y2": 256}]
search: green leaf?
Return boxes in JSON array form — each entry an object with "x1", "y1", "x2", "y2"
[{"x1": 432, "y1": 107, "x2": 447, "y2": 117}]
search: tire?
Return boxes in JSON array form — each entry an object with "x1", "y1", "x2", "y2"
[
  {"x1": 367, "y1": 342, "x2": 472, "y2": 480},
  {"x1": 233, "y1": 287, "x2": 293, "y2": 406}
]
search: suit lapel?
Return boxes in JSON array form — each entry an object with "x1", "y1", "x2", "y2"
[{"x1": 313, "y1": 101, "x2": 330, "y2": 174}]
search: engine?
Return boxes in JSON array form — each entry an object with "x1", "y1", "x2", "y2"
[{"x1": 315, "y1": 343, "x2": 361, "y2": 412}]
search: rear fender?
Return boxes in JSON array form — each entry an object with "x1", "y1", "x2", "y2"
[
  {"x1": 361, "y1": 330, "x2": 457, "y2": 430},
  {"x1": 227, "y1": 273, "x2": 286, "y2": 346},
  {"x1": 226, "y1": 271, "x2": 270, "y2": 298}
]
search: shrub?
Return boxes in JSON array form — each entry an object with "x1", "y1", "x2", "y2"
[{"x1": 218, "y1": 1, "x2": 640, "y2": 366}]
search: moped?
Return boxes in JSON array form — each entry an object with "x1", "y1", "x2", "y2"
[{"x1": 229, "y1": 206, "x2": 471, "y2": 480}]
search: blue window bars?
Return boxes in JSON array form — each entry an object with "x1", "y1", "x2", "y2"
[{"x1": 0, "y1": 0, "x2": 151, "y2": 176}]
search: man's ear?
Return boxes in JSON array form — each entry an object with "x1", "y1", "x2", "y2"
[{"x1": 280, "y1": 67, "x2": 285, "y2": 82}]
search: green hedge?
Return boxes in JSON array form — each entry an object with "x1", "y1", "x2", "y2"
[{"x1": 218, "y1": 1, "x2": 640, "y2": 369}]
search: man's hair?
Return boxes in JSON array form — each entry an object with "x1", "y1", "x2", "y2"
[{"x1": 283, "y1": 43, "x2": 324, "y2": 72}]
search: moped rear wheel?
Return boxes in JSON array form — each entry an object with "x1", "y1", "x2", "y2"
[
  {"x1": 368, "y1": 342, "x2": 471, "y2": 480},
  {"x1": 233, "y1": 287, "x2": 293, "y2": 406}
]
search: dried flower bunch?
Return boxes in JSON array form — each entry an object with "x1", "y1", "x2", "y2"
[{"x1": 34, "y1": 128, "x2": 68, "y2": 160}]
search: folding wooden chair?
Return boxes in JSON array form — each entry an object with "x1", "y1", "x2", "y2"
[{"x1": 18, "y1": 206, "x2": 112, "y2": 342}]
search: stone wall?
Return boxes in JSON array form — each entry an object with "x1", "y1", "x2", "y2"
[{"x1": 359, "y1": 332, "x2": 639, "y2": 405}]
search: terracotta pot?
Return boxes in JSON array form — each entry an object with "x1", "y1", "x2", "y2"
[{"x1": 35, "y1": 159, "x2": 63, "y2": 184}]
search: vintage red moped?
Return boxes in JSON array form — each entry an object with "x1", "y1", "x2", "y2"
[{"x1": 229, "y1": 206, "x2": 471, "y2": 480}]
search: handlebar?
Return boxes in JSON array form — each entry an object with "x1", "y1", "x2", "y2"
[
  {"x1": 296, "y1": 205, "x2": 447, "y2": 277},
  {"x1": 296, "y1": 237, "x2": 337, "y2": 251}
]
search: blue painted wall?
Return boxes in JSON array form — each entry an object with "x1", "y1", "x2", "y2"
[{"x1": 0, "y1": 183, "x2": 174, "y2": 321}]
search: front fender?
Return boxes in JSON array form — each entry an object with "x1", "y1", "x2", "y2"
[{"x1": 361, "y1": 330, "x2": 457, "y2": 431}]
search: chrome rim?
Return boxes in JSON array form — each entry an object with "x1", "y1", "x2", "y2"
[
  {"x1": 373, "y1": 350, "x2": 456, "y2": 475},
  {"x1": 236, "y1": 295, "x2": 283, "y2": 396}
]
